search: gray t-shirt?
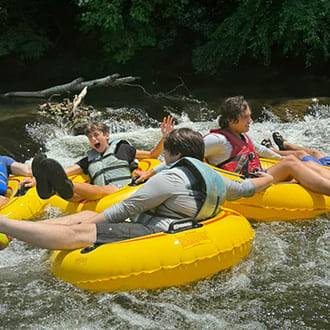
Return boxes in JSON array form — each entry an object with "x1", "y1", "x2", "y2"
[
  {"x1": 104, "y1": 165, "x2": 256, "y2": 231},
  {"x1": 104, "y1": 166, "x2": 202, "y2": 231}
]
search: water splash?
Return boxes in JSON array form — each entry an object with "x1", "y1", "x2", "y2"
[{"x1": 0, "y1": 103, "x2": 329, "y2": 329}]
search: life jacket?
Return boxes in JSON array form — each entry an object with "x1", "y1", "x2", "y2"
[
  {"x1": 87, "y1": 139, "x2": 132, "y2": 187},
  {"x1": 168, "y1": 157, "x2": 227, "y2": 220},
  {"x1": 206, "y1": 129, "x2": 262, "y2": 175},
  {"x1": 0, "y1": 157, "x2": 8, "y2": 196}
]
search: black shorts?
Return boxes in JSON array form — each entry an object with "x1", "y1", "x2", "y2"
[{"x1": 96, "y1": 222, "x2": 161, "y2": 244}]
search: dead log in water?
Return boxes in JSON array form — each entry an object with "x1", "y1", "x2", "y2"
[{"x1": 1, "y1": 74, "x2": 140, "y2": 99}]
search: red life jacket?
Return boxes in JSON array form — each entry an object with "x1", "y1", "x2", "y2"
[{"x1": 206, "y1": 129, "x2": 263, "y2": 175}]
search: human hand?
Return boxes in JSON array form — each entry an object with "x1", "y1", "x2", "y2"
[
  {"x1": 161, "y1": 116, "x2": 175, "y2": 138},
  {"x1": 133, "y1": 169, "x2": 155, "y2": 184},
  {"x1": 249, "y1": 171, "x2": 273, "y2": 192},
  {"x1": 253, "y1": 171, "x2": 273, "y2": 178},
  {"x1": 21, "y1": 177, "x2": 36, "y2": 188}
]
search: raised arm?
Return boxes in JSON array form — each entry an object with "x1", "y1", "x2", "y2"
[{"x1": 135, "y1": 116, "x2": 175, "y2": 159}]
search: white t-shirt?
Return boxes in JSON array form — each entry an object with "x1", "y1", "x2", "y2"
[{"x1": 204, "y1": 132, "x2": 282, "y2": 166}]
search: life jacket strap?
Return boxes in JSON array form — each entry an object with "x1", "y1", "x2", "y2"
[{"x1": 104, "y1": 175, "x2": 132, "y2": 185}]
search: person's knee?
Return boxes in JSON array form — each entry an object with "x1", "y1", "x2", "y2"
[{"x1": 282, "y1": 155, "x2": 300, "y2": 168}]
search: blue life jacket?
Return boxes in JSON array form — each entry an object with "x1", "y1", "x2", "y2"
[
  {"x1": 0, "y1": 156, "x2": 9, "y2": 196},
  {"x1": 169, "y1": 157, "x2": 227, "y2": 220}
]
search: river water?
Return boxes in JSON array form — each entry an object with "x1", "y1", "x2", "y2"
[{"x1": 0, "y1": 97, "x2": 329, "y2": 329}]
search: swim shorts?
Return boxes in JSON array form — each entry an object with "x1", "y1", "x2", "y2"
[
  {"x1": 95, "y1": 222, "x2": 160, "y2": 244},
  {"x1": 301, "y1": 155, "x2": 330, "y2": 167}
]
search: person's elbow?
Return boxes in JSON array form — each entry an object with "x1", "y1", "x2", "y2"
[
  {"x1": 149, "y1": 150, "x2": 161, "y2": 159},
  {"x1": 141, "y1": 149, "x2": 160, "y2": 159}
]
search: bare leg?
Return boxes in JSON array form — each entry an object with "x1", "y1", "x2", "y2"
[
  {"x1": 269, "y1": 147, "x2": 310, "y2": 159},
  {"x1": 267, "y1": 155, "x2": 330, "y2": 195},
  {"x1": 303, "y1": 160, "x2": 330, "y2": 180},
  {"x1": 0, "y1": 215, "x2": 96, "y2": 250},
  {"x1": 40, "y1": 210, "x2": 99, "y2": 225},
  {"x1": 70, "y1": 182, "x2": 119, "y2": 202},
  {"x1": 282, "y1": 141, "x2": 325, "y2": 159}
]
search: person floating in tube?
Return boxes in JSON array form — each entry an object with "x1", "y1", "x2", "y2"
[
  {"x1": 0, "y1": 128, "x2": 273, "y2": 251},
  {"x1": 202, "y1": 96, "x2": 330, "y2": 196},
  {"x1": 29, "y1": 116, "x2": 175, "y2": 202}
]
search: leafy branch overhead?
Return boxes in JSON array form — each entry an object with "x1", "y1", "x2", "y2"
[{"x1": 0, "y1": 0, "x2": 329, "y2": 73}]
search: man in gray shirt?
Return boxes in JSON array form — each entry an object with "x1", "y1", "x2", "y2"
[{"x1": 0, "y1": 128, "x2": 273, "y2": 250}]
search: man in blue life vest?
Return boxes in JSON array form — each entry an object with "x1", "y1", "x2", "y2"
[
  {"x1": 0, "y1": 156, "x2": 34, "y2": 207},
  {"x1": 0, "y1": 156, "x2": 35, "y2": 250},
  {"x1": 0, "y1": 128, "x2": 273, "y2": 250},
  {"x1": 204, "y1": 96, "x2": 330, "y2": 196},
  {"x1": 32, "y1": 116, "x2": 175, "y2": 202}
]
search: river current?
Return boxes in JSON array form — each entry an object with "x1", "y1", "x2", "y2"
[{"x1": 0, "y1": 100, "x2": 329, "y2": 329}]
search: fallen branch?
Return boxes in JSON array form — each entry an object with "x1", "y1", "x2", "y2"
[
  {"x1": 72, "y1": 86, "x2": 87, "y2": 118},
  {"x1": 124, "y1": 76, "x2": 206, "y2": 105},
  {"x1": 2, "y1": 74, "x2": 140, "y2": 99}
]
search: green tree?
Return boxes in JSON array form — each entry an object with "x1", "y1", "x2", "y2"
[
  {"x1": 74, "y1": 0, "x2": 192, "y2": 63},
  {"x1": 75, "y1": 0, "x2": 329, "y2": 73},
  {"x1": 0, "y1": 0, "x2": 329, "y2": 74},
  {"x1": 192, "y1": 0, "x2": 330, "y2": 73},
  {"x1": 0, "y1": 0, "x2": 77, "y2": 61}
]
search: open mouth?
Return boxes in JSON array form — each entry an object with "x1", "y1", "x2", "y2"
[{"x1": 94, "y1": 143, "x2": 101, "y2": 149}]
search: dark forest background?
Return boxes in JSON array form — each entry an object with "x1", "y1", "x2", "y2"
[{"x1": 0, "y1": 0, "x2": 329, "y2": 96}]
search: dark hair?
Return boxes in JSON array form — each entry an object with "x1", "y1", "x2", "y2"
[
  {"x1": 164, "y1": 128, "x2": 204, "y2": 161},
  {"x1": 84, "y1": 122, "x2": 109, "y2": 135},
  {"x1": 218, "y1": 96, "x2": 249, "y2": 128}
]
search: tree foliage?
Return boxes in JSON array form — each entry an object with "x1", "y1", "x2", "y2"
[
  {"x1": 74, "y1": 0, "x2": 191, "y2": 63},
  {"x1": 0, "y1": 0, "x2": 329, "y2": 73},
  {"x1": 0, "y1": 0, "x2": 76, "y2": 61},
  {"x1": 192, "y1": 0, "x2": 330, "y2": 73},
  {"x1": 75, "y1": 0, "x2": 329, "y2": 73}
]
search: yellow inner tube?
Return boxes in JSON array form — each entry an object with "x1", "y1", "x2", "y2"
[
  {"x1": 51, "y1": 208, "x2": 254, "y2": 292},
  {"x1": 1, "y1": 158, "x2": 329, "y2": 221}
]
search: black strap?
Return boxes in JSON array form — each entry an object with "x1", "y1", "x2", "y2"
[
  {"x1": 210, "y1": 195, "x2": 221, "y2": 218},
  {"x1": 217, "y1": 155, "x2": 241, "y2": 168},
  {"x1": 104, "y1": 175, "x2": 132, "y2": 185},
  {"x1": 218, "y1": 152, "x2": 256, "y2": 176},
  {"x1": 167, "y1": 218, "x2": 202, "y2": 234}
]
